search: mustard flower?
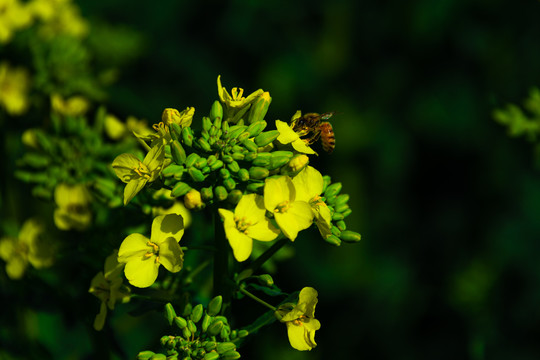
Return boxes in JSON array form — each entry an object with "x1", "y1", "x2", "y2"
[
  {"x1": 292, "y1": 166, "x2": 332, "y2": 239},
  {"x1": 0, "y1": 62, "x2": 31, "y2": 116},
  {"x1": 151, "y1": 189, "x2": 192, "y2": 228},
  {"x1": 31, "y1": 0, "x2": 89, "y2": 39},
  {"x1": 89, "y1": 250, "x2": 130, "y2": 331},
  {"x1": 0, "y1": 218, "x2": 54, "y2": 280},
  {"x1": 112, "y1": 144, "x2": 165, "y2": 205},
  {"x1": 53, "y1": 183, "x2": 92, "y2": 231},
  {"x1": 264, "y1": 176, "x2": 313, "y2": 241},
  {"x1": 117, "y1": 214, "x2": 184, "y2": 288},
  {"x1": 217, "y1": 75, "x2": 263, "y2": 112},
  {"x1": 50, "y1": 93, "x2": 90, "y2": 117},
  {"x1": 0, "y1": 0, "x2": 33, "y2": 44},
  {"x1": 275, "y1": 119, "x2": 317, "y2": 155},
  {"x1": 162, "y1": 107, "x2": 194, "y2": 128},
  {"x1": 278, "y1": 287, "x2": 321, "y2": 351},
  {"x1": 218, "y1": 194, "x2": 280, "y2": 262}
]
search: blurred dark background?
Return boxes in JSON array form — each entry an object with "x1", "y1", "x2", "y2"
[{"x1": 7, "y1": 0, "x2": 540, "y2": 359}]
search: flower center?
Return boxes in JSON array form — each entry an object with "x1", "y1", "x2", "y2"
[
  {"x1": 274, "y1": 200, "x2": 290, "y2": 213},
  {"x1": 231, "y1": 87, "x2": 245, "y2": 102},
  {"x1": 292, "y1": 315, "x2": 308, "y2": 327},
  {"x1": 133, "y1": 161, "x2": 151, "y2": 178},
  {"x1": 144, "y1": 240, "x2": 160, "y2": 263},
  {"x1": 309, "y1": 195, "x2": 324, "y2": 208},
  {"x1": 235, "y1": 216, "x2": 252, "y2": 234}
]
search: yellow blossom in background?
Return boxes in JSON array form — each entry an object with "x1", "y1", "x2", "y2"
[
  {"x1": 151, "y1": 189, "x2": 192, "y2": 228},
  {"x1": 0, "y1": 218, "x2": 54, "y2": 280},
  {"x1": 118, "y1": 214, "x2": 185, "y2": 288},
  {"x1": 89, "y1": 250, "x2": 131, "y2": 331},
  {"x1": 112, "y1": 144, "x2": 165, "y2": 205},
  {"x1": 30, "y1": 0, "x2": 89, "y2": 39},
  {"x1": 127, "y1": 116, "x2": 153, "y2": 138},
  {"x1": 264, "y1": 176, "x2": 313, "y2": 241},
  {"x1": 50, "y1": 93, "x2": 90, "y2": 117},
  {"x1": 0, "y1": 0, "x2": 33, "y2": 44},
  {"x1": 275, "y1": 119, "x2": 318, "y2": 155},
  {"x1": 219, "y1": 194, "x2": 280, "y2": 262},
  {"x1": 0, "y1": 62, "x2": 31, "y2": 116},
  {"x1": 277, "y1": 287, "x2": 321, "y2": 351},
  {"x1": 104, "y1": 114, "x2": 127, "y2": 140},
  {"x1": 292, "y1": 166, "x2": 332, "y2": 239},
  {"x1": 184, "y1": 189, "x2": 204, "y2": 210},
  {"x1": 53, "y1": 183, "x2": 92, "y2": 231}
]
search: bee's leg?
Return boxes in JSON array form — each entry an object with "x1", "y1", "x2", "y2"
[{"x1": 302, "y1": 129, "x2": 321, "y2": 145}]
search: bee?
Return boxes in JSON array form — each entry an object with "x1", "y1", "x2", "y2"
[{"x1": 290, "y1": 112, "x2": 336, "y2": 153}]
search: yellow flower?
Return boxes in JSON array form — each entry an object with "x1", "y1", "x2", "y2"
[
  {"x1": 31, "y1": 0, "x2": 89, "y2": 39},
  {"x1": 219, "y1": 194, "x2": 280, "y2": 262},
  {"x1": 0, "y1": 0, "x2": 33, "y2": 44},
  {"x1": 217, "y1": 75, "x2": 263, "y2": 116},
  {"x1": 275, "y1": 119, "x2": 317, "y2": 155},
  {"x1": 277, "y1": 287, "x2": 321, "y2": 351},
  {"x1": 151, "y1": 189, "x2": 192, "y2": 228},
  {"x1": 118, "y1": 214, "x2": 184, "y2": 288},
  {"x1": 183, "y1": 189, "x2": 204, "y2": 210},
  {"x1": 162, "y1": 107, "x2": 194, "y2": 128},
  {"x1": 51, "y1": 93, "x2": 90, "y2": 117},
  {"x1": 89, "y1": 250, "x2": 131, "y2": 331},
  {"x1": 126, "y1": 116, "x2": 153, "y2": 138},
  {"x1": 292, "y1": 166, "x2": 332, "y2": 239},
  {"x1": 104, "y1": 114, "x2": 127, "y2": 140},
  {"x1": 0, "y1": 62, "x2": 31, "y2": 116},
  {"x1": 264, "y1": 176, "x2": 313, "y2": 241},
  {"x1": 112, "y1": 144, "x2": 165, "y2": 205},
  {"x1": 0, "y1": 218, "x2": 54, "y2": 280},
  {"x1": 53, "y1": 183, "x2": 92, "y2": 231}
]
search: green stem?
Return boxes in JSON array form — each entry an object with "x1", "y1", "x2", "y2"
[
  {"x1": 213, "y1": 209, "x2": 232, "y2": 313},
  {"x1": 239, "y1": 286, "x2": 276, "y2": 311},
  {"x1": 182, "y1": 258, "x2": 211, "y2": 286},
  {"x1": 237, "y1": 237, "x2": 289, "y2": 283},
  {"x1": 181, "y1": 245, "x2": 217, "y2": 252}
]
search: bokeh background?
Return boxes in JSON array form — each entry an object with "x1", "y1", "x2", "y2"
[{"x1": 3, "y1": 0, "x2": 540, "y2": 359}]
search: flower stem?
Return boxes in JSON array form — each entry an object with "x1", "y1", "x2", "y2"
[
  {"x1": 236, "y1": 237, "x2": 289, "y2": 283},
  {"x1": 213, "y1": 209, "x2": 232, "y2": 314},
  {"x1": 239, "y1": 286, "x2": 276, "y2": 311}
]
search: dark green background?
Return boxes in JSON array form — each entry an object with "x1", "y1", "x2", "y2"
[{"x1": 6, "y1": 0, "x2": 540, "y2": 359}]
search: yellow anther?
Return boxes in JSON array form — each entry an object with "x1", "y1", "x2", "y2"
[{"x1": 274, "y1": 200, "x2": 290, "y2": 213}]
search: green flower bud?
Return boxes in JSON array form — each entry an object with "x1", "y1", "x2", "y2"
[
  {"x1": 223, "y1": 177, "x2": 236, "y2": 191},
  {"x1": 331, "y1": 225, "x2": 342, "y2": 237},
  {"x1": 206, "y1": 320, "x2": 224, "y2": 337},
  {"x1": 136, "y1": 350, "x2": 156, "y2": 360},
  {"x1": 269, "y1": 156, "x2": 290, "y2": 170},
  {"x1": 243, "y1": 152, "x2": 257, "y2": 162},
  {"x1": 340, "y1": 230, "x2": 361, "y2": 243},
  {"x1": 242, "y1": 138, "x2": 258, "y2": 152},
  {"x1": 252, "y1": 152, "x2": 271, "y2": 167},
  {"x1": 332, "y1": 212, "x2": 344, "y2": 221},
  {"x1": 232, "y1": 152, "x2": 245, "y2": 161},
  {"x1": 213, "y1": 115, "x2": 222, "y2": 130},
  {"x1": 246, "y1": 120, "x2": 267, "y2": 137},
  {"x1": 220, "y1": 325, "x2": 230, "y2": 340},
  {"x1": 162, "y1": 164, "x2": 184, "y2": 177},
  {"x1": 200, "y1": 131, "x2": 210, "y2": 141},
  {"x1": 336, "y1": 220, "x2": 347, "y2": 231},
  {"x1": 342, "y1": 208, "x2": 352, "y2": 218},
  {"x1": 182, "y1": 326, "x2": 192, "y2": 339},
  {"x1": 164, "y1": 303, "x2": 177, "y2": 326},
  {"x1": 222, "y1": 120, "x2": 230, "y2": 137},
  {"x1": 164, "y1": 177, "x2": 177, "y2": 187},
  {"x1": 219, "y1": 168, "x2": 231, "y2": 179},
  {"x1": 231, "y1": 145, "x2": 244, "y2": 153},
  {"x1": 237, "y1": 329, "x2": 249, "y2": 338},
  {"x1": 271, "y1": 150, "x2": 294, "y2": 159},
  {"x1": 254, "y1": 130, "x2": 279, "y2": 147},
  {"x1": 220, "y1": 350, "x2": 241, "y2": 360},
  {"x1": 247, "y1": 92, "x2": 271, "y2": 124},
  {"x1": 257, "y1": 274, "x2": 274, "y2": 287},
  {"x1": 201, "y1": 314, "x2": 212, "y2": 333},
  {"x1": 150, "y1": 353, "x2": 167, "y2": 360},
  {"x1": 174, "y1": 316, "x2": 188, "y2": 329},
  {"x1": 246, "y1": 182, "x2": 264, "y2": 194},
  {"x1": 202, "y1": 117, "x2": 213, "y2": 132},
  {"x1": 185, "y1": 153, "x2": 200, "y2": 168},
  {"x1": 210, "y1": 100, "x2": 223, "y2": 121},
  {"x1": 214, "y1": 186, "x2": 228, "y2": 201},
  {"x1": 335, "y1": 203, "x2": 350, "y2": 214},
  {"x1": 227, "y1": 125, "x2": 247, "y2": 140},
  {"x1": 194, "y1": 157, "x2": 208, "y2": 169},
  {"x1": 18, "y1": 153, "x2": 50, "y2": 168},
  {"x1": 222, "y1": 155, "x2": 233, "y2": 163},
  {"x1": 236, "y1": 131, "x2": 251, "y2": 143},
  {"x1": 325, "y1": 234, "x2": 342, "y2": 246},
  {"x1": 230, "y1": 330, "x2": 237, "y2": 339},
  {"x1": 324, "y1": 182, "x2": 342, "y2": 199},
  {"x1": 216, "y1": 342, "x2": 236, "y2": 354},
  {"x1": 207, "y1": 155, "x2": 217, "y2": 166},
  {"x1": 189, "y1": 167, "x2": 206, "y2": 182},
  {"x1": 210, "y1": 160, "x2": 224, "y2": 171},
  {"x1": 208, "y1": 295, "x2": 223, "y2": 316},
  {"x1": 197, "y1": 138, "x2": 212, "y2": 152},
  {"x1": 172, "y1": 182, "x2": 192, "y2": 197},
  {"x1": 335, "y1": 193, "x2": 350, "y2": 206},
  {"x1": 227, "y1": 161, "x2": 240, "y2": 173},
  {"x1": 188, "y1": 319, "x2": 197, "y2": 334},
  {"x1": 227, "y1": 189, "x2": 243, "y2": 205},
  {"x1": 204, "y1": 342, "x2": 217, "y2": 352},
  {"x1": 170, "y1": 122, "x2": 182, "y2": 142},
  {"x1": 322, "y1": 175, "x2": 332, "y2": 193},
  {"x1": 182, "y1": 127, "x2": 193, "y2": 147},
  {"x1": 201, "y1": 187, "x2": 214, "y2": 201},
  {"x1": 249, "y1": 166, "x2": 269, "y2": 180},
  {"x1": 237, "y1": 168, "x2": 250, "y2": 182},
  {"x1": 164, "y1": 144, "x2": 172, "y2": 158},
  {"x1": 183, "y1": 302, "x2": 192, "y2": 317},
  {"x1": 191, "y1": 304, "x2": 204, "y2": 323},
  {"x1": 171, "y1": 140, "x2": 187, "y2": 165},
  {"x1": 203, "y1": 351, "x2": 219, "y2": 360}
]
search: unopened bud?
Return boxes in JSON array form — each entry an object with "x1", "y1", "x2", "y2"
[
  {"x1": 164, "y1": 303, "x2": 177, "y2": 326},
  {"x1": 324, "y1": 182, "x2": 342, "y2": 199},
  {"x1": 214, "y1": 186, "x2": 228, "y2": 201},
  {"x1": 184, "y1": 189, "x2": 204, "y2": 209},
  {"x1": 247, "y1": 92, "x2": 271, "y2": 124},
  {"x1": 237, "y1": 168, "x2": 250, "y2": 182},
  {"x1": 162, "y1": 108, "x2": 181, "y2": 125},
  {"x1": 288, "y1": 154, "x2": 309, "y2": 172},
  {"x1": 254, "y1": 130, "x2": 279, "y2": 147},
  {"x1": 171, "y1": 140, "x2": 187, "y2": 165},
  {"x1": 227, "y1": 189, "x2": 243, "y2": 205},
  {"x1": 249, "y1": 166, "x2": 269, "y2": 180},
  {"x1": 136, "y1": 351, "x2": 155, "y2": 360},
  {"x1": 325, "y1": 234, "x2": 342, "y2": 246},
  {"x1": 210, "y1": 100, "x2": 223, "y2": 121},
  {"x1": 216, "y1": 342, "x2": 236, "y2": 354},
  {"x1": 171, "y1": 182, "x2": 192, "y2": 197},
  {"x1": 208, "y1": 295, "x2": 223, "y2": 316},
  {"x1": 340, "y1": 230, "x2": 361, "y2": 243},
  {"x1": 174, "y1": 316, "x2": 188, "y2": 329},
  {"x1": 206, "y1": 320, "x2": 224, "y2": 337},
  {"x1": 246, "y1": 120, "x2": 267, "y2": 137},
  {"x1": 188, "y1": 167, "x2": 206, "y2": 182}
]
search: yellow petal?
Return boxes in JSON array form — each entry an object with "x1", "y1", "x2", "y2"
[
  {"x1": 292, "y1": 139, "x2": 317, "y2": 155},
  {"x1": 124, "y1": 255, "x2": 160, "y2": 288},
  {"x1": 286, "y1": 322, "x2": 313, "y2": 351},
  {"x1": 118, "y1": 233, "x2": 150, "y2": 262},
  {"x1": 292, "y1": 166, "x2": 323, "y2": 202},
  {"x1": 274, "y1": 201, "x2": 313, "y2": 241},
  {"x1": 264, "y1": 176, "x2": 294, "y2": 211},
  {"x1": 112, "y1": 153, "x2": 140, "y2": 183},
  {"x1": 123, "y1": 178, "x2": 147, "y2": 205},
  {"x1": 219, "y1": 208, "x2": 253, "y2": 262},
  {"x1": 151, "y1": 214, "x2": 184, "y2": 244},
  {"x1": 276, "y1": 120, "x2": 299, "y2": 144},
  {"x1": 157, "y1": 237, "x2": 184, "y2": 273},
  {"x1": 234, "y1": 194, "x2": 266, "y2": 222},
  {"x1": 93, "y1": 302, "x2": 108, "y2": 331}
]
